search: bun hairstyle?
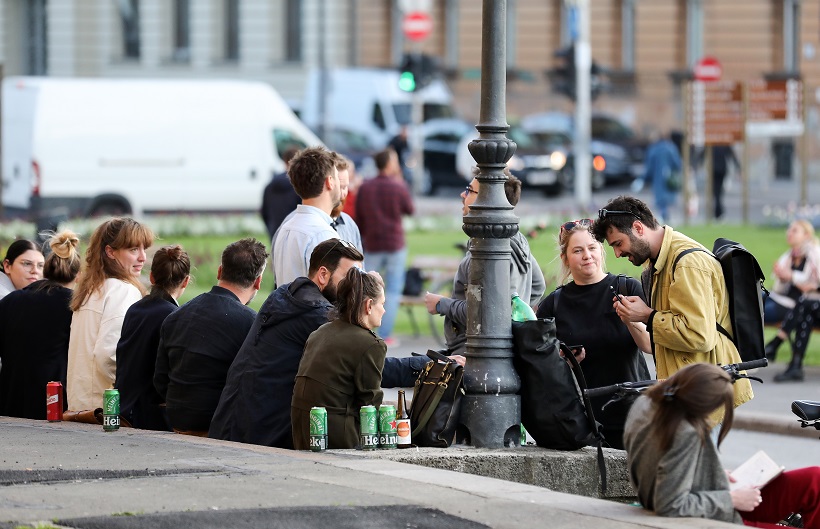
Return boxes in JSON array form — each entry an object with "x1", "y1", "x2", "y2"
[
  {"x1": 42, "y1": 230, "x2": 82, "y2": 284},
  {"x1": 149, "y1": 245, "x2": 191, "y2": 297},
  {"x1": 645, "y1": 363, "x2": 735, "y2": 452},
  {"x1": 331, "y1": 267, "x2": 384, "y2": 327}
]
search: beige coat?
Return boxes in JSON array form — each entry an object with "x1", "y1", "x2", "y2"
[{"x1": 67, "y1": 278, "x2": 142, "y2": 411}]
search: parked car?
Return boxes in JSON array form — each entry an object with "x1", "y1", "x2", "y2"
[
  {"x1": 419, "y1": 118, "x2": 474, "y2": 195},
  {"x1": 521, "y1": 112, "x2": 647, "y2": 190},
  {"x1": 314, "y1": 126, "x2": 378, "y2": 178}
]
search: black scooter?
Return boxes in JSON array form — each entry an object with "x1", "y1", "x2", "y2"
[{"x1": 792, "y1": 400, "x2": 820, "y2": 439}]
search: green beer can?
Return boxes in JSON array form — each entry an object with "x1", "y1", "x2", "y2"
[
  {"x1": 103, "y1": 388, "x2": 120, "y2": 432},
  {"x1": 378, "y1": 404, "x2": 397, "y2": 449},
  {"x1": 359, "y1": 405, "x2": 378, "y2": 451},
  {"x1": 309, "y1": 407, "x2": 327, "y2": 452}
]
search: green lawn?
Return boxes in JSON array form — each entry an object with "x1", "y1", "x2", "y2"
[{"x1": 142, "y1": 222, "x2": 816, "y2": 367}]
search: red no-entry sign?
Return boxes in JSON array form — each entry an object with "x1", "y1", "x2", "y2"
[
  {"x1": 694, "y1": 56, "x2": 722, "y2": 82},
  {"x1": 403, "y1": 11, "x2": 432, "y2": 41}
]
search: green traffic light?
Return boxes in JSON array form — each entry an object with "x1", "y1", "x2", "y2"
[{"x1": 398, "y1": 71, "x2": 416, "y2": 92}]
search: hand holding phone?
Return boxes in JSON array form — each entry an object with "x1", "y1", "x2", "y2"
[{"x1": 610, "y1": 285, "x2": 626, "y2": 304}]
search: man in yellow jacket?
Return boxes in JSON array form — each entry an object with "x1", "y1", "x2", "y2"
[{"x1": 592, "y1": 195, "x2": 753, "y2": 417}]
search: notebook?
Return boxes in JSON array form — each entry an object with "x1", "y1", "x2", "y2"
[{"x1": 729, "y1": 450, "x2": 785, "y2": 491}]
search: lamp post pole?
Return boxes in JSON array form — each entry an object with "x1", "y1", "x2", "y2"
[{"x1": 459, "y1": 0, "x2": 521, "y2": 448}]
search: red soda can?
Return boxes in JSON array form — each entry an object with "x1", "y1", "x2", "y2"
[{"x1": 46, "y1": 381, "x2": 63, "y2": 422}]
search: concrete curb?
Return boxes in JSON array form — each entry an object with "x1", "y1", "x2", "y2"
[{"x1": 733, "y1": 410, "x2": 819, "y2": 439}]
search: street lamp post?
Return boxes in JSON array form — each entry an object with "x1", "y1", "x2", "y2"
[{"x1": 458, "y1": 0, "x2": 521, "y2": 448}]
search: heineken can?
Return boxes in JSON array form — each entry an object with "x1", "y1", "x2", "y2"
[
  {"x1": 378, "y1": 404, "x2": 397, "y2": 449},
  {"x1": 309, "y1": 407, "x2": 327, "y2": 452},
  {"x1": 102, "y1": 388, "x2": 120, "y2": 432},
  {"x1": 359, "y1": 405, "x2": 378, "y2": 451}
]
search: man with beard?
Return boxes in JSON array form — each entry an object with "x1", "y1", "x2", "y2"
[
  {"x1": 208, "y1": 239, "x2": 430, "y2": 448},
  {"x1": 273, "y1": 146, "x2": 341, "y2": 286},
  {"x1": 329, "y1": 154, "x2": 362, "y2": 253},
  {"x1": 591, "y1": 196, "x2": 753, "y2": 414}
]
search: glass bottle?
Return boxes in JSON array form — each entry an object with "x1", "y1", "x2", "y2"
[{"x1": 396, "y1": 390, "x2": 412, "y2": 448}]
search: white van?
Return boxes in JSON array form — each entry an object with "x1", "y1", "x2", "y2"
[
  {"x1": 301, "y1": 67, "x2": 456, "y2": 150},
  {"x1": 1, "y1": 77, "x2": 322, "y2": 221}
]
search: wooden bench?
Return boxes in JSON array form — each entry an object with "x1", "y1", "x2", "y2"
[{"x1": 400, "y1": 255, "x2": 462, "y2": 344}]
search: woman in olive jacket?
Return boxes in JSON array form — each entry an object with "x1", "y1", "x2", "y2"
[{"x1": 291, "y1": 267, "x2": 386, "y2": 450}]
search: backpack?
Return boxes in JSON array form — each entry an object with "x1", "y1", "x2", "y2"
[
  {"x1": 672, "y1": 237, "x2": 767, "y2": 362},
  {"x1": 512, "y1": 318, "x2": 608, "y2": 492}
]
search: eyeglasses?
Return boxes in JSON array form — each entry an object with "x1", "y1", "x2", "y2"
[
  {"x1": 17, "y1": 259, "x2": 44, "y2": 271},
  {"x1": 318, "y1": 238, "x2": 356, "y2": 264},
  {"x1": 598, "y1": 209, "x2": 641, "y2": 222},
  {"x1": 463, "y1": 185, "x2": 478, "y2": 196},
  {"x1": 559, "y1": 218, "x2": 593, "y2": 235}
]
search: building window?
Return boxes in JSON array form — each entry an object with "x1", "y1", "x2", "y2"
[
  {"x1": 783, "y1": 0, "x2": 800, "y2": 72},
  {"x1": 285, "y1": 0, "x2": 302, "y2": 62},
  {"x1": 685, "y1": 0, "x2": 703, "y2": 67},
  {"x1": 26, "y1": 0, "x2": 48, "y2": 75},
  {"x1": 172, "y1": 0, "x2": 190, "y2": 62},
  {"x1": 225, "y1": 0, "x2": 240, "y2": 61},
  {"x1": 117, "y1": 0, "x2": 141, "y2": 59},
  {"x1": 620, "y1": 0, "x2": 635, "y2": 71}
]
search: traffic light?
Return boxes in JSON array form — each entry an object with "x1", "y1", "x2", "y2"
[
  {"x1": 398, "y1": 53, "x2": 437, "y2": 92},
  {"x1": 547, "y1": 45, "x2": 606, "y2": 102}
]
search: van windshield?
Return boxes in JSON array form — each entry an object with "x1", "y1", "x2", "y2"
[
  {"x1": 273, "y1": 129, "x2": 309, "y2": 155},
  {"x1": 393, "y1": 103, "x2": 456, "y2": 125}
]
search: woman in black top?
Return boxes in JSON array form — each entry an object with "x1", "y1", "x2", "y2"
[
  {"x1": 0, "y1": 230, "x2": 81, "y2": 419},
  {"x1": 115, "y1": 245, "x2": 190, "y2": 430},
  {"x1": 536, "y1": 219, "x2": 651, "y2": 449}
]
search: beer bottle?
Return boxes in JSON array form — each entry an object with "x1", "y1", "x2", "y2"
[{"x1": 396, "y1": 390, "x2": 412, "y2": 448}]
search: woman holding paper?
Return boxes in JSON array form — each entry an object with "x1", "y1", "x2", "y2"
[{"x1": 623, "y1": 363, "x2": 820, "y2": 528}]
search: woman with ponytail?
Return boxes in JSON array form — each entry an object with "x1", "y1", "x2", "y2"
[
  {"x1": 624, "y1": 362, "x2": 820, "y2": 527},
  {"x1": 291, "y1": 267, "x2": 386, "y2": 450},
  {"x1": 0, "y1": 230, "x2": 82, "y2": 419},
  {"x1": 67, "y1": 217, "x2": 154, "y2": 411},
  {"x1": 115, "y1": 245, "x2": 191, "y2": 430}
]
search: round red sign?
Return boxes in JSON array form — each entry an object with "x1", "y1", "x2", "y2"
[
  {"x1": 403, "y1": 11, "x2": 432, "y2": 41},
  {"x1": 694, "y1": 56, "x2": 722, "y2": 82}
]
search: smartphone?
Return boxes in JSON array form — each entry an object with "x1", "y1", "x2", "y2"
[{"x1": 610, "y1": 285, "x2": 626, "y2": 304}]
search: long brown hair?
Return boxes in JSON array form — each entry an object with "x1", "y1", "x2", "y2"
[
  {"x1": 645, "y1": 363, "x2": 735, "y2": 452},
  {"x1": 71, "y1": 218, "x2": 154, "y2": 311}
]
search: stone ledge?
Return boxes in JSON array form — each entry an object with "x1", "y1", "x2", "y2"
[{"x1": 341, "y1": 444, "x2": 634, "y2": 501}]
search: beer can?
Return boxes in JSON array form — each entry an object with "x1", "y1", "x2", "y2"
[
  {"x1": 378, "y1": 404, "x2": 397, "y2": 449},
  {"x1": 309, "y1": 407, "x2": 327, "y2": 452},
  {"x1": 46, "y1": 381, "x2": 63, "y2": 422},
  {"x1": 359, "y1": 405, "x2": 378, "y2": 451},
  {"x1": 103, "y1": 388, "x2": 120, "y2": 432}
]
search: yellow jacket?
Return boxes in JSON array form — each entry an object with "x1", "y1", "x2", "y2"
[{"x1": 646, "y1": 227, "x2": 753, "y2": 417}]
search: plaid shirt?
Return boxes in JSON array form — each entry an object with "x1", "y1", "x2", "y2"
[{"x1": 355, "y1": 174, "x2": 414, "y2": 252}]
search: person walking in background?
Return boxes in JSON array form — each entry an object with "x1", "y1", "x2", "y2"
[
  {"x1": 592, "y1": 196, "x2": 753, "y2": 421},
  {"x1": 272, "y1": 147, "x2": 341, "y2": 286},
  {"x1": 0, "y1": 239, "x2": 45, "y2": 300},
  {"x1": 0, "y1": 230, "x2": 81, "y2": 419},
  {"x1": 67, "y1": 218, "x2": 154, "y2": 412},
  {"x1": 535, "y1": 219, "x2": 650, "y2": 449},
  {"x1": 154, "y1": 238, "x2": 266, "y2": 436},
  {"x1": 291, "y1": 268, "x2": 387, "y2": 450},
  {"x1": 356, "y1": 149, "x2": 414, "y2": 345},
  {"x1": 424, "y1": 169, "x2": 545, "y2": 355},
  {"x1": 705, "y1": 145, "x2": 740, "y2": 221},
  {"x1": 633, "y1": 131, "x2": 681, "y2": 223},
  {"x1": 387, "y1": 125, "x2": 411, "y2": 183},
  {"x1": 624, "y1": 362, "x2": 820, "y2": 527},
  {"x1": 261, "y1": 146, "x2": 301, "y2": 243},
  {"x1": 115, "y1": 245, "x2": 191, "y2": 430}
]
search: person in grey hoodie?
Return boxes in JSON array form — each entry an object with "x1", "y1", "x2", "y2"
[
  {"x1": 209, "y1": 238, "x2": 431, "y2": 448},
  {"x1": 424, "y1": 170, "x2": 546, "y2": 354}
]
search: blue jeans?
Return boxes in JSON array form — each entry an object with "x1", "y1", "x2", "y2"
[{"x1": 365, "y1": 248, "x2": 408, "y2": 339}]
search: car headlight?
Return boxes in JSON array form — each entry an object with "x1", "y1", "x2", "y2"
[{"x1": 550, "y1": 151, "x2": 567, "y2": 170}]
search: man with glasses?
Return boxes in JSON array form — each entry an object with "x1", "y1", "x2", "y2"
[
  {"x1": 592, "y1": 195, "x2": 753, "y2": 415},
  {"x1": 424, "y1": 168, "x2": 545, "y2": 355},
  {"x1": 273, "y1": 146, "x2": 342, "y2": 287},
  {"x1": 209, "y1": 239, "x2": 428, "y2": 448}
]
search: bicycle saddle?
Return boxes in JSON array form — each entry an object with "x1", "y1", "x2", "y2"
[{"x1": 791, "y1": 400, "x2": 820, "y2": 421}]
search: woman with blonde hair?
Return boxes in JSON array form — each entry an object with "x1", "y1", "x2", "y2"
[
  {"x1": 115, "y1": 245, "x2": 190, "y2": 430},
  {"x1": 291, "y1": 267, "x2": 387, "y2": 449},
  {"x1": 67, "y1": 217, "x2": 154, "y2": 411},
  {"x1": 535, "y1": 219, "x2": 650, "y2": 449},
  {"x1": 624, "y1": 362, "x2": 820, "y2": 526},
  {"x1": 0, "y1": 230, "x2": 82, "y2": 419},
  {"x1": 0, "y1": 239, "x2": 45, "y2": 300}
]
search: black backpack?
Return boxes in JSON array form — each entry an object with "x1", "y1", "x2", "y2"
[
  {"x1": 672, "y1": 237, "x2": 767, "y2": 362},
  {"x1": 512, "y1": 318, "x2": 607, "y2": 492}
]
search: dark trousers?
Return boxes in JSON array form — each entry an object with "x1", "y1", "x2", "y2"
[{"x1": 713, "y1": 169, "x2": 727, "y2": 219}]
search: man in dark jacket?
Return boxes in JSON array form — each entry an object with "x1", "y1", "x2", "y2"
[
  {"x1": 261, "y1": 146, "x2": 301, "y2": 242},
  {"x1": 209, "y1": 239, "x2": 429, "y2": 448}
]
